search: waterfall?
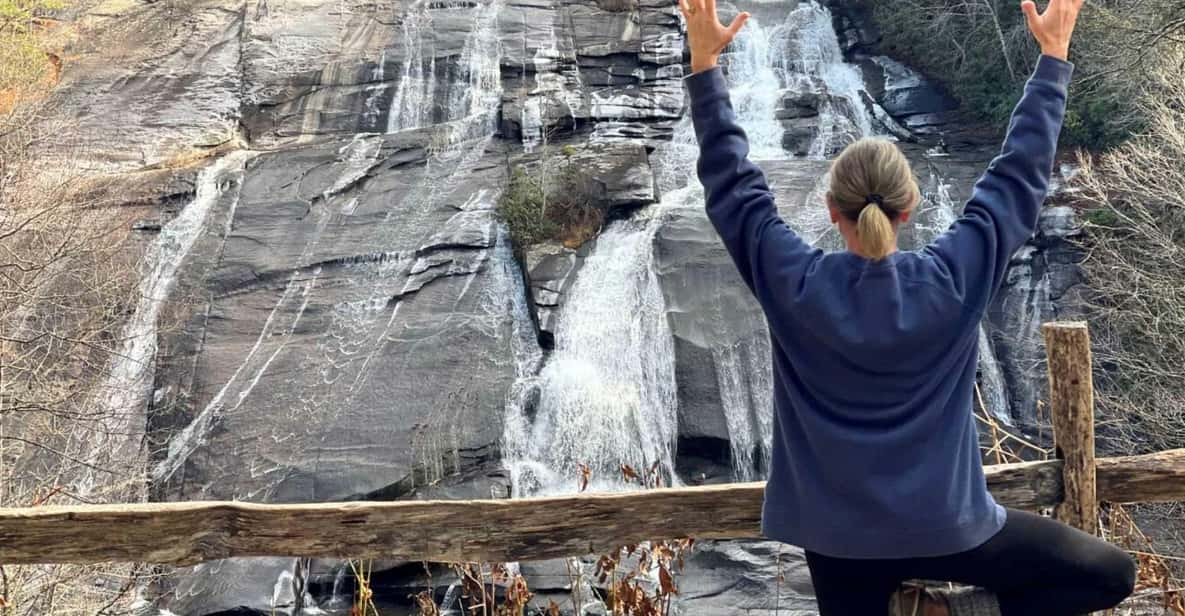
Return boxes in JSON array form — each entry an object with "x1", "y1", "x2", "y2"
[
  {"x1": 711, "y1": 332, "x2": 775, "y2": 480},
  {"x1": 386, "y1": 0, "x2": 436, "y2": 132},
  {"x1": 445, "y1": 0, "x2": 504, "y2": 132},
  {"x1": 503, "y1": 0, "x2": 1013, "y2": 491},
  {"x1": 728, "y1": 17, "x2": 787, "y2": 158},
  {"x1": 387, "y1": 0, "x2": 504, "y2": 135},
  {"x1": 504, "y1": 218, "x2": 679, "y2": 496},
  {"x1": 86, "y1": 151, "x2": 253, "y2": 496},
  {"x1": 669, "y1": 1, "x2": 873, "y2": 162},
  {"x1": 779, "y1": 2, "x2": 871, "y2": 157}
]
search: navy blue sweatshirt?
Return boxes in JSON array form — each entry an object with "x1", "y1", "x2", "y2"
[{"x1": 686, "y1": 55, "x2": 1073, "y2": 559}]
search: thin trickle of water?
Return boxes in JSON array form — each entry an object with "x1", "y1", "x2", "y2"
[
  {"x1": 388, "y1": 0, "x2": 504, "y2": 134},
  {"x1": 912, "y1": 177, "x2": 1014, "y2": 425},
  {"x1": 88, "y1": 151, "x2": 253, "y2": 495},
  {"x1": 387, "y1": 0, "x2": 436, "y2": 132},
  {"x1": 362, "y1": 50, "x2": 388, "y2": 126},
  {"x1": 504, "y1": 219, "x2": 679, "y2": 496},
  {"x1": 519, "y1": 22, "x2": 583, "y2": 151},
  {"x1": 446, "y1": 0, "x2": 504, "y2": 128},
  {"x1": 711, "y1": 333, "x2": 774, "y2": 480}
]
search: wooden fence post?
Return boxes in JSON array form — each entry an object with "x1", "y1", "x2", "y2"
[{"x1": 1042, "y1": 321, "x2": 1099, "y2": 535}]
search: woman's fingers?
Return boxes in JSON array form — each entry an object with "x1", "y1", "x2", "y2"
[
  {"x1": 1021, "y1": 0, "x2": 1040, "y2": 29},
  {"x1": 725, "y1": 11, "x2": 750, "y2": 41},
  {"x1": 678, "y1": 0, "x2": 692, "y2": 19}
]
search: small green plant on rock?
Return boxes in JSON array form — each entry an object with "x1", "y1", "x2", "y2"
[
  {"x1": 499, "y1": 166, "x2": 559, "y2": 248},
  {"x1": 497, "y1": 146, "x2": 605, "y2": 251}
]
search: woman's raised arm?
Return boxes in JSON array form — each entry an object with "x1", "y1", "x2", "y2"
[
  {"x1": 683, "y1": 0, "x2": 821, "y2": 299},
  {"x1": 923, "y1": 0, "x2": 1082, "y2": 313}
]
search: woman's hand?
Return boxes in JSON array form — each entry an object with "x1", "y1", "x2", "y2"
[
  {"x1": 1021, "y1": 0, "x2": 1085, "y2": 61},
  {"x1": 678, "y1": 0, "x2": 749, "y2": 74}
]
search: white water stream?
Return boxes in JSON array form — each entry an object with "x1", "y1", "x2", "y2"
[
  {"x1": 83, "y1": 151, "x2": 254, "y2": 497},
  {"x1": 503, "y1": 218, "x2": 679, "y2": 495}
]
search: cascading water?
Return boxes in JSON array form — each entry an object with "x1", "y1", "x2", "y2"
[
  {"x1": 777, "y1": 3, "x2": 871, "y2": 158},
  {"x1": 727, "y1": 16, "x2": 788, "y2": 158},
  {"x1": 387, "y1": 0, "x2": 436, "y2": 133},
  {"x1": 518, "y1": 23, "x2": 584, "y2": 151},
  {"x1": 504, "y1": 219, "x2": 679, "y2": 495},
  {"x1": 505, "y1": 0, "x2": 876, "y2": 489},
  {"x1": 86, "y1": 151, "x2": 253, "y2": 496},
  {"x1": 387, "y1": 0, "x2": 504, "y2": 135}
]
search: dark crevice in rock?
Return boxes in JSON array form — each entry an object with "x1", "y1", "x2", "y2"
[{"x1": 354, "y1": 443, "x2": 507, "y2": 502}]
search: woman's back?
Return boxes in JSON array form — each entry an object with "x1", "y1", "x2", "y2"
[
  {"x1": 685, "y1": 53, "x2": 1074, "y2": 559},
  {"x1": 761, "y1": 248, "x2": 999, "y2": 559},
  {"x1": 681, "y1": 2, "x2": 1138, "y2": 613}
]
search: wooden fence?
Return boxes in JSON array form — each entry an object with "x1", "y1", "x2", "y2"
[{"x1": 3, "y1": 322, "x2": 1185, "y2": 567}]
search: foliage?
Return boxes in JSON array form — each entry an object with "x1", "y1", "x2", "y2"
[
  {"x1": 405, "y1": 462, "x2": 692, "y2": 616},
  {"x1": 590, "y1": 464, "x2": 692, "y2": 616},
  {"x1": 498, "y1": 167, "x2": 559, "y2": 248},
  {"x1": 407, "y1": 562, "x2": 535, "y2": 616},
  {"x1": 865, "y1": 0, "x2": 1185, "y2": 150},
  {"x1": 497, "y1": 146, "x2": 605, "y2": 251}
]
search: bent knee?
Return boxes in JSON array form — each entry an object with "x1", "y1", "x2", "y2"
[{"x1": 1086, "y1": 545, "x2": 1137, "y2": 607}]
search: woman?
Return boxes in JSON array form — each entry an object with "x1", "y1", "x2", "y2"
[{"x1": 679, "y1": 0, "x2": 1137, "y2": 614}]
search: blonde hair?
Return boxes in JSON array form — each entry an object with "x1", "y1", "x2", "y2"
[{"x1": 827, "y1": 138, "x2": 921, "y2": 261}]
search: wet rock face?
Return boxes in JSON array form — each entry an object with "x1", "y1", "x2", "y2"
[
  {"x1": 49, "y1": 1, "x2": 245, "y2": 172},
  {"x1": 155, "y1": 130, "x2": 518, "y2": 505},
  {"x1": 524, "y1": 242, "x2": 584, "y2": 349},
  {"x1": 148, "y1": 131, "x2": 524, "y2": 614},
  {"x1": 497, "y1": 0, "x2": 684, "y2": 145},
  {"x1": 987, "y1": 203, "x2": 1087, "y2": 431}
]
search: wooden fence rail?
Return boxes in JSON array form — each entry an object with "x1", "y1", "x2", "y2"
[
  {"x1": 2, "y1": 449, "x2": 1185, "y2": 566},
  {"x1": 2, "y1": 321, "x2": 1185, "y2": 568}
]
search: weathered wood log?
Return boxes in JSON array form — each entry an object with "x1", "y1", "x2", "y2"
[
  {"x1": 3, "y1": 451, "x2": 1184, "y2": 566},
  {"x1": 1097, "y1": 449, "x2": 1185, "y2": 504},
  {"x1": 1044, "y1": 321, "x2": 1099, "y2": 535}
]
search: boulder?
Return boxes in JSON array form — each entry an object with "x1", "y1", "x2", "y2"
[
  {"x1": 523, "y1": 242, "x2": 585, "y2": 347},
  {"x1": 781, "y1": 117, "x2": 820, "y2": 157},
  {"x1": 776, "y1": 87, "x2": 823, "y2": 120}
]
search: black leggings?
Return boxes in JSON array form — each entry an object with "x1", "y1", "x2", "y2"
[{"x1": 805, "y1": 509, "x2": 1137, "y2": 616}]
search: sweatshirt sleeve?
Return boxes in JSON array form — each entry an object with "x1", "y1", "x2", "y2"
[
  {"x1": 923, "y1": 55, "x2": 1073, "y2": 314},
  {"x1": 686, "y1": 66, "x2": 822, "y2": 305}
]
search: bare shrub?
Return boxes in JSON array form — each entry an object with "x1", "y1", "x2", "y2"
[
  {"x1": 0, "y1": 67, "x2": 151, "y2": 616},
  {"x1": 1074, "y1": 43, "x2": 1185, "y2": 455},
  {"x1": 497, "y1": 144, "x2": 605, "y2": 252},
  {"x1": 868, "y1": 0, "x2": 1185, "y2": 148}
]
